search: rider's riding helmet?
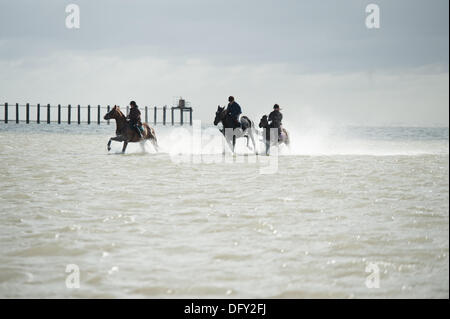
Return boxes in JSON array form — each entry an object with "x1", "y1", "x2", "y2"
[
  {"x1": 273, "y1": 104, "x2": 280, "y2": 109},
  {"x1": 130, "y1": 101, "x2": 137, "y2": 107}
]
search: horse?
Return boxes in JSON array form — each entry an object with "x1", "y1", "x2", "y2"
[
  {"x1": 213, "y1": 105, "x2": 257, "y2": 154},
  {"x1": 258, "y1": 115, "x2": 290, "y2": 155},
  {"x1": 103, "y1": 105, "x2": 159, "y2": 153}
]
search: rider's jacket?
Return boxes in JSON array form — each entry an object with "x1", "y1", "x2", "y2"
[
  {"x1": 268, "y1": 110, "x2": 282, "y2": 128},
  {"x1": 128, "y1": 106, "x2": 142, "y2": 125},
  {"x1": 227, "y1": 101, "x2": 242, "y2": 119}
]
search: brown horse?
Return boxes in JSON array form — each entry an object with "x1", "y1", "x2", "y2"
[
  {"x1": 258, "y1": 115, "x2": 290, "y2": 155},
  {"x1": 104, "y1": 105, "x2": 158, "y2": 153}
]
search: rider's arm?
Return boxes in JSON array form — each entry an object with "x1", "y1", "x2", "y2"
[{"x1": 236, "y1": 103, "x2": 242, "y2": 115}]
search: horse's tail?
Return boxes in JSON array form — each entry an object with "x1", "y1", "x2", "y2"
[
  {"x1": 246, "y1": 117, "x2": 253, "y2": 128},
  {"x1": 143, "y1": 123, "x2": 156, "y2": 141},
  {"x1": 283, "y1": 129, "x2": 290, "y2": 146}
]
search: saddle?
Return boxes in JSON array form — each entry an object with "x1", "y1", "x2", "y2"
[{"x1": 129, "y1": 121, "x2": 144, "y2": 135}]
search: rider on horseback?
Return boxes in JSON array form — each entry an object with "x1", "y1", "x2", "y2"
[
  {"x1": 127, "y1": 101, "x2": 144, "y2": 138},
  {"x1": 226, "y1": 96, "x2": 242, "y2": 129},
  {"x1": 268, "y1": 104, "x2": 283, "y2": 139}
]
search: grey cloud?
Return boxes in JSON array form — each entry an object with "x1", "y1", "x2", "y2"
[{"x1": 0, "y1": 0, "x2": 448, "y2": 71}]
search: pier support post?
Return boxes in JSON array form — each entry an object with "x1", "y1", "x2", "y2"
[
  {"x1": 26, "y1": 103, "x2": 30, "y2": 124},
  {"x1": 145, "y1": 106, "x2": 148, "y2": 123},
  {"x1": 163, "y1": 106, "x2": 166, "y2": 125},
  {"x1": 47, "y1": 104, "x2": 51, "y2": 124},
  {"x1": 4, "y1": 103, "x2": 7, "y2": 124}
]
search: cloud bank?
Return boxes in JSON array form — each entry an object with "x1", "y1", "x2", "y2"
[{"x1": 0, "y1": 51, "x2": 448, "y2": 126}]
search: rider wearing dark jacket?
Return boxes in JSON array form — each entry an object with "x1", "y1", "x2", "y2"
[
  {"x1": 268, "y1": 104, "x2": 283, "y2": 137},
  {"x1": 127, "y1": 101, "x2": 143, "y2": 138},
  {"x1": 226, "y1": 96, "x2": 242, "y2": 128}
]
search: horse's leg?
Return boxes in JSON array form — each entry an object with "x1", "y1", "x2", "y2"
[
  {"x1": 249, "y1": 129, "x2": 257, "y2": 154},
  {"x1": 245, "y1": 134, "x2": 253, "y2": 151},
  {"x1": 224, "y1": 136, "x2": 234, "y2": 153},
  {"x1": 107, "y1": 136, "x2": 122, "y2": 151},
  {"x1": 264, "y1": 129, "x2": 270, "y2": 155},
  {"x1": 232, "y1": 135, "x2": 236, "y2": 153},
  {"x1": 151, "y1": 138, "x2": 159, "y2": 152},
  {"x1": 122, "y1": 141, "x2": 128, "y2": 153}
]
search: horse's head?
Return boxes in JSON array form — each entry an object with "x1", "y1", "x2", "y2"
[
  {"x1": 104, "y1": 105, "x2": 122, "y2": 120},
  {"x1": 213, "y1": 105, "x2": 226, "y2": 126},
  {"x1": 259, "y1": 115, "x2": 269, "y2": 128}
]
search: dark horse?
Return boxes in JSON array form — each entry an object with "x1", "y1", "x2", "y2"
[
  {"x1": 213, "y1": 106, "x2": 257, "y2": 153},
  {"x1": 104, "y1": 105, "x2": 159, "y2": 153},
  {"x1": 259, "y1": 115, "x2": 290, "y2": 155}
]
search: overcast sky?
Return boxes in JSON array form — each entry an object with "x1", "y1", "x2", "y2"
[{"x1": 0, "y1": 0, "x2": 448, "y2": 126}]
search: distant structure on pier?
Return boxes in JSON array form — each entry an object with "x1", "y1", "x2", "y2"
[{"x1": 171, "y1": 97, "x2": 193, "y2": 126}]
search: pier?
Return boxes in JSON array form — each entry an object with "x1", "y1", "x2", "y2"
[{"x1": 0, "y1": 101, "x2": 193, "y2": 126}]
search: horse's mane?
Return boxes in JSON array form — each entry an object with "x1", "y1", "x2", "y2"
[
  {"x1": 115, "y1": 107, "x2": 126, "y2": 119},
  {"x1": 219, "y1": 107, "x2": 227, "y2": 116}
]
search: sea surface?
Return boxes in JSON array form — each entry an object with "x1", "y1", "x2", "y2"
[{"x1": 0, "y1": 123, "x2": 448, "y2": 298}]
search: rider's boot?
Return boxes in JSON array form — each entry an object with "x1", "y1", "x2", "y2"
[{"x1": 135, "y1": 126, "x2": 143, "y2": 138}]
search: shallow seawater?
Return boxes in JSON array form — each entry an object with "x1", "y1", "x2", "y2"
[{"x1": 0, "y1": 124, "x2": 448, "y2": 298}]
